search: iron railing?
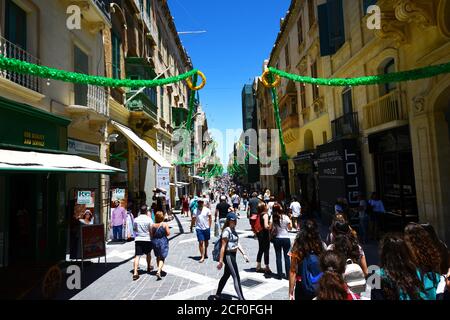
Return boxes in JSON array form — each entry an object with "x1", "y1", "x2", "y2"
[{"x1": 0, "y1": 36, "x2": 41, "y2": 92}]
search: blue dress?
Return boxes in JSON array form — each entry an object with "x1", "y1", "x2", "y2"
[{"x1": 152, "y1": 224, "x2": 169, "y2": 259}]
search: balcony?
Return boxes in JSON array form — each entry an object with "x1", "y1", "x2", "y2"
[
  {"x1": 363, "y1": 90, "x2": 407, "y2": 130},
  {"x1": 281, "y1": 113, "x2": 300, "y2": 132},
  {"x1": 125, "y1": 87, "x2": 158, "y2": 124},
  {"x1": 134, "y1": 0, "x2": 158, "y2": 45},
  {"x1": 71, "y1": 0, "x2": 112, "y2": 29},
  {"x1": 0, "y1": 36, "x2": 41, "y2": 93},
  {"x1": 332, "y1": 112, "x2": 359, "y2": 140},
  {"x1": 67, "y1": 84, "x2": 109, "y2": 121}
]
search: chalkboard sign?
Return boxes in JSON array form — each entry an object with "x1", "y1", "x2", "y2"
[{"x1": 81, "y1": 224, "x2": 106, "y2": 260}]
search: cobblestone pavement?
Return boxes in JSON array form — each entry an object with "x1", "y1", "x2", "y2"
[{"x1": 55, "y1": 203, "x2": 378, "y2": 300}]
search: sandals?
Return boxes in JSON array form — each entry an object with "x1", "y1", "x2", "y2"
[
  {"x1": 132, "y1": 274, "x2": 139, "y2": 281},
  {"x1": 156, "y1": 272, "x2": 162, "y2": 280},
  {"x1": 147, "y1": 266, "x2": 154, "y2": 273}
]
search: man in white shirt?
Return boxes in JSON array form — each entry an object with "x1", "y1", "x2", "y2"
[
  {"x1": 289, "y1": 196, "x2": 302, "y2": 231},
  {"x1": 132, "y1": 211, "x2": 154, "y2": 281},
  {"x1": 193, "y1": 199, "x2": 212, "y2": 263}
]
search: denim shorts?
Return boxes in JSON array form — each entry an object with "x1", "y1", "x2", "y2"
[{"x1": 196, "y1": 228, "x2": 211, "y2": 242}]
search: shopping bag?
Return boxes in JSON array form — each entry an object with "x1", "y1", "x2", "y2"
[{"x1": 214, "y1": 221, "x2": 220, "y2": 237}]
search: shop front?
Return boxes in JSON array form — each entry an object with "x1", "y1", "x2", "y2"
[
  {"x1": 317, "y1": 138, "x2": 365, "y2": 225},
  {"x1": 293, "y1": 151, "x2": 319, "y2": 218},
  {"x1": 368, "y1": 125, "x2": 418, "y2": 230},
  {"x1": 0, "y1": 98, "x2": 123, "y2": 298}
]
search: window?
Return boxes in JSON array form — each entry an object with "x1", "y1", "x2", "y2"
[
  {"x1": 5, "y1": 0, "x2": 27, "y2": 49},
  {"x1": 318, "y1": 0, "x2": 345, "y2": 56},
  {"x1": 297, "y1": 16, "x2": 304, "y2": 45},
  {"x1": 311, "y1": 61, "x2": 319, "y2": 100},
  {"x1": 74, "y1": 46, "x2": 89, "y2": 105},
  {"x1": 342, "y1": 86, "x2": 353, "y2": 114},
  {"x1": 300, "y1": 84, "x2": 306, "y2": 109},
  {"x1": 384, "y1": 59, "x2": 396, "y2": 94},
  {"x1": 112, "y1": 32, "x2": 121, "y2": 79},
  {"x1": 160, "y1": 87, "x2": 164, "y2": 118},
  {"x1": 146, "y1": 0, "x2": 151, "y2": 18},
  {"x1": 285, "y1": 42, "x2": 290, "y2": 67},
  {"x1": 308, "y1": 0, "x2": 316, "y2": 28},
  {"x1": 290, "y1": 95, "x2": 298, "y2": 115}
]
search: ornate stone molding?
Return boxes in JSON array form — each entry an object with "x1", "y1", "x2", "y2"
[
  {"x1": 394, "y1": 0, "x2": 436, "y2": 29},
  {"x1": 375, "y1": 13, "x2": 409, "y2": 46},
  {"x1": 87, "y1": 21, "x2": 106, "y2": 34},
  {"x1": 412, "y1": 94, "x2": 426, "y2": 114}
]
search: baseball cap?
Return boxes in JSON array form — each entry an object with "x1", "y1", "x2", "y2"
[{"x1": 226, "y1": 212, "x2": 237, "y2": 221}]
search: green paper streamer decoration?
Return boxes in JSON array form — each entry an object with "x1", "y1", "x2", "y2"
[
  {"x1": 268, "y1": 73, "x2": 288, "y2": 161},
  {"x1": 268, "y1": 61, "x2": 450, "y2": 87},
  {"x1": 0, "y1": 55, "x2": 198, "y2": 89}
]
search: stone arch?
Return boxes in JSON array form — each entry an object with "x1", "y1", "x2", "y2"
[
  {"x1": 304, "y1": 129, "x2": 314, "y2": 151},
  {"x1": 437, "y1": 0, "x2": 450, "y2": 39}
]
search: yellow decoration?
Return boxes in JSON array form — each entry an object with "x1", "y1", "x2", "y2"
[
  {"x1": 261, "y1": 70, "x2": 281, "y2": 88},
  {"x1": 186, "y1": 70, "x2": 206, "y2": 91}
]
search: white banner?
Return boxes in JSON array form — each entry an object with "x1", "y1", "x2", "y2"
[{"x1": 157, "y1": 165, "x2": 170, "y2": 203}]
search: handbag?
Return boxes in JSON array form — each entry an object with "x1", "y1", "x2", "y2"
[{"x1": 269, "y1": 224, "x2": 277, "y2": 242}]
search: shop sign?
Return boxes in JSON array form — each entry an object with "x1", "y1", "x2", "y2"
[
  {"x1": 112, "y1": 188, "x2": 126, "y2": 201},
  {"x1": 23, "y1": 131, "x2": 45, "y2": 147},
  {"x1": 317, "y1": 139, "x2": 364, "y2": 217},
  {"x1": 77, "y1": 191, "x2": 94, "y2": 206},
  {"x1": 68, "y1": 139, "x2": 100, "y2": 157}
]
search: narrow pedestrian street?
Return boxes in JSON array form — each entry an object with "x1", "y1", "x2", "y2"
[{"x1": 56, "y1": 205, "x2": 295, "y2": 300}]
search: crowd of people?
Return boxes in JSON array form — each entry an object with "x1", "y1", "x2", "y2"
[
  {"x1": 207, "y1": 187, "x2": 450, "y2": 301},
  {"x1": 108, "y1": 182, "x2": 450, "y2": 301}
]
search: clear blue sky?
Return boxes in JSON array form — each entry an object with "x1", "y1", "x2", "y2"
[{"x1": 168, "y1": 0, "x2": 291, "y2": 168}]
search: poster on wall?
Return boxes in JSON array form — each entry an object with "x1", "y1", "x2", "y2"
[
  {"x1": 111, "y1": 188, "x2": 125, "y2": 202},
  {"x1": 77, "y1": 190, "x2": 95, "y2": 208},
  {"x1": 157, "y1": 165, "x2": 171, "y2": 204}
]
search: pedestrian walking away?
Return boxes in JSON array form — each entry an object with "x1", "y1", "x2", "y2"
[
  {"x1": 215, "y1": 195, "x2": 232, "y2": 231},
  {"x1": 193, "y1": 199, "x2": 212, "y2": 263},
  {"x1": 151, "y1": 211, "x2": 170, "y2": 280},
  {"x1": 270, "y1": 203, "x2": 292, "y2": 280},
  {"x1": 132, "y1": 209, "x2": 154, "y2": 281},
  {"x1": 289, "y1": 196, "x2": 302, "y2": 231},
  {"x1": 214, "y1": 212, "x2": 249, "y2": 300},
  {"x1": 255, "y1": 202, "x2": 272, "y2": 275},
  {"x1": 289, "y1": 220, "x2": 327, "y2": 300}
]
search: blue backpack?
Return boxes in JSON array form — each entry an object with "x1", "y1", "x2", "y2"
[
  {"x1": 212, "y1": 239, "x2": 222, "y2": 262},
  {"x1": 300, "y1": 252, "x2": 323, "y2": 297}
]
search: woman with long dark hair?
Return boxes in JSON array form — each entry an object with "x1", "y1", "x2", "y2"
[
  {"x1": 316, "y1": 251, "x2": 359, "y2": 300},
  {"x1": 371, "y1": 234, "x2": 424, "y2": 300},
  {"x1": 404, "y1": 223, "x2": 444, "y2": 299},
  {"x1": 255, "y1": 202, "x2": 271, "y2": 275},
  {"x1": 270, "y1": 203, "x2": 292, "y2": 279},
  {"x1": 419, "y1": 223, "x2": 449, "y2": 275},
  {"x1": 214, "y1": 212, "x2": 249, "y2": 300},
  {"x1": 328, "y1": 221, "x2": 369, "y2": 277},
  {"x1": 289, "y1": 220, "x2": 326, "y2": 300}
]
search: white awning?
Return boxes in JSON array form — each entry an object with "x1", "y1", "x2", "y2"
[
  {"x1": 0, "y1": 149, "x2": 125, "y2": 174},
  {"x1": 111, "y1": 121, "x2": 172, "y2": 168}
]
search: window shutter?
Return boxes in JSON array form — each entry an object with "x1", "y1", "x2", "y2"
[
  {"x1": 318, "y1": 3, "x2": 332, "y2": 56},
  {"x1": 328, "y1": 0, "x2": 345, "y2": 53}
]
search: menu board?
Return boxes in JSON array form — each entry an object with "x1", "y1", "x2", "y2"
[{"x1": 81, "y1": 224, "x2": 106, "y2": 259}]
